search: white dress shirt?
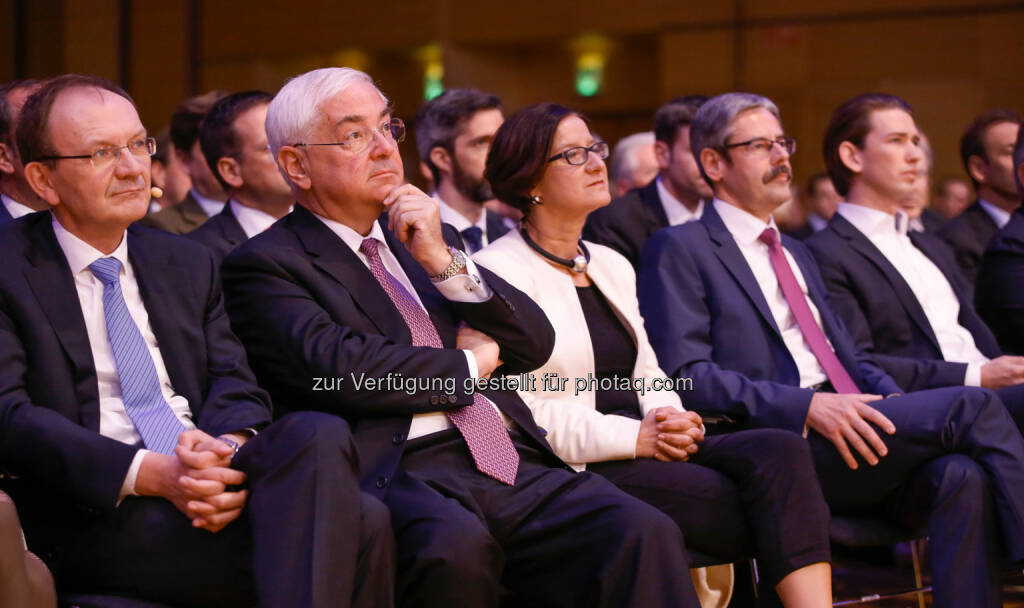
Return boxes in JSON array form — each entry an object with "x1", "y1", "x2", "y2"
[
  {"x1": 436, "y1": 196, "x2": 491, "y2": 246},
  {"x1": 189, "y1": 188, "x2": 226, "y2": 218},
  {"x1": 715, "y1": 199, "x2": 829, "y2": 388},
  {"x1": 52, "y1": 216, "x2": 198, "y2": 497},
  {"x1": 837, "y1": 203, "x2": 989, "y2": 385},
  {"x1": 231, "y1": 200, "x2": 289, "y2": 238},
  {"x1": 656, "y1": 176, "x2": 704, "y2": 226},
  {"x1": 312, "y1": 212, "x2": 510, "y2": 439},
  {"x1": 978, "y1": 198, "x2": 1013, "y2": 229},
  {"x1": 2, "y1": 194, "x2": 36, "y2": 219}
]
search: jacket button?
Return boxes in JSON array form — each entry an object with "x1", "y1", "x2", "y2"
[
  {"x1": 392, "y1": 432, "x2": 405, "y2": 445},
  {"x1": 376, "y1": 476, "x2": 390, "y2": 488},
  {"x1": 430, "y1": 395, "x2": 440, "y2": 405},
  {"x1": 539, "y1": 427, "x2": 548, "y2": 437}
]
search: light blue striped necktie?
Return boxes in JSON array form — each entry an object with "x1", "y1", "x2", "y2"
[{"x1": 88, "y1": 257, "x2": 185, "y2": 454}]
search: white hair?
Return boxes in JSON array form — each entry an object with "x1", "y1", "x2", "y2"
[
  {"x1": 265, "y1": 67, "x2": 389, "y2": 156},
  {"x1": 609, "y1": 131, "x2": 656, "y2": 185}
]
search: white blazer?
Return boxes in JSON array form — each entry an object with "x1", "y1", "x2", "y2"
[{"x1": 474, "y1": 229, "x2": 685, "y2": 470}]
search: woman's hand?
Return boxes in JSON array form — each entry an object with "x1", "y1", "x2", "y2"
[{"x1": 636, "y1": 407, "x2": 701, "y2": 461}]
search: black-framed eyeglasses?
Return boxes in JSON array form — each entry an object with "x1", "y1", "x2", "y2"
[
  {"x1": 293, "y1": 118, "x2": 406, "y2": 155},
  {"x1": 37, "y1": 136, "x2": 157, "y2": 169},
  {"x1": 723, "y1": 136, "x2": 797, "y2": 156},
  {"x1": 547, "y1": 141, "x2": 610, "y2": 166}
]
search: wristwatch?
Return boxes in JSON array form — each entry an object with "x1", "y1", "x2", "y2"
[{"x1": 430, "y1": 247, "x2": 467, "y2": 282}]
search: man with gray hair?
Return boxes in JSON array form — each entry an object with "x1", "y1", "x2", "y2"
[
  {"x1": 222, "y1": 67, "x2": 696, "y2": 608},
  {"x1": 585, "y1": 95, "x2": 710, "y2": 269},
  {"x1": 639, "y1": 91, "x2": 1024, "y2": 608},
  {"x1": 415, "y1": 88, "x2": 513, "y2": 253},
  {"x1": 977, "y1": 126, "x2": 1024, "y2": 355},
  {"x1": 608, "y1": 131, "x2": 658, "y2": 197}
]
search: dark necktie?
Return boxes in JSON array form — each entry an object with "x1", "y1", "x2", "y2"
[
  {"x1": 461, "y1": 226, "x2": 484, "y2": 253},
  {"x1": 358, "y1": 238, "x2": 518, "y2": 484},
  {"x1": 89, "y1": 257, "x2": 186, "y2": 454},
  {"x1": 757, "y1": 228, "x2": 859, "y2": 393}
]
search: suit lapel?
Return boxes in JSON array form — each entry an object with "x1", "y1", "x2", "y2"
[
  {"x1": 220, "y1": 203, "x2": 248, "y2": 247},
  {"x1": 485, "y1": 209, "x2": 512, "y2": 242},
  {"x1": 0, "y1": 201, "x2": 12, "y2": 222},
  {"x1": 23, "y1": 216, "x2": 100, "y2": 428},
  {"x1": 179, "y1": 194, "x2": 211, "y2": 230},
  {"x1": 290, "y1": 207, "x2": 411, "y2": 342},
  {"x1": 639, "y1": 180, "x2": 669, "y2": 230},
  {"x1": 702, "y1": 205, "x2": 783, "y2": 337},
  {"x1": 831, "y1": 216, "x2": 942, "y2": 353}
]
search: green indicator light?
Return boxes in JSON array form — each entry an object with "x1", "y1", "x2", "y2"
[{"x1": 576, "y1": 70, "x2": 601, "y2": 97}]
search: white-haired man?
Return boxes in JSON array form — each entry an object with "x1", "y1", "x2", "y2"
[
  {"x1": 608, "y1": 131, "x2": 659, "y2": 197},
  {"x1": 221, "y1": 67, "x2": 697, "y2": 608}
]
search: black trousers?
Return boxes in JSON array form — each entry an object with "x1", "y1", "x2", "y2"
[
  {"x1": 996, "y1": 382, "x2": 1024, "y2": 433},
  {"x1": 807, "y1": 386, "x2": 1024, "y2": 608},
  {"x1": 51, "y1": 412, "x2": 395, "y2": 608},
  {"x1": 387, "y1": 429, "x2": 697, "y2": 608},
  {"x1": 589, "y1": 428, "x2": 831, "y2": 589}
]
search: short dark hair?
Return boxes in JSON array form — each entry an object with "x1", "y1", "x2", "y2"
[
  {"x1": 170, "y1": 90, "x2": 228, "y2": 154},
  {"x1": 823, "y1": 93, "x2": 913, "y2": 197},
  {"x1": 486, "y1": 103, "x2": 584, "y2": 216},
  {"x1": 0, "y1": 79, "x2": 41, "y2": 145},
  {"x1": 16, "y1": 74, "x2": 135, "y2": 165},
  {"x1": 805, "y1": 171, "x2": 831, "y2": 197},
  {"x1": 200, "y1": 90, "x2": 273, "y2": 191},
  {"x1": 151, "y1": 126, "x2": 172, "y2": 166},
  {"x1": 415, "y1": 88, "x2": 501, "y2": 185},
  {"x1": 653, "y1": 95, "x2": 709, "y2": 145},
  {"x1": 960, "y1": 109, "x2": 1020, "y2": 190}
]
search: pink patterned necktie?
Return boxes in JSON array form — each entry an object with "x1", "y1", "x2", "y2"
[
  {"x1": 359, "y1": 238, "x2": 519, "y2": 485},
  {"x1": 758, "y1": 228, "x2": 860, "y2": 394}
]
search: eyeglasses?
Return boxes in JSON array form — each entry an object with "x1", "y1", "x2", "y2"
[
  {"x1": 293, "y1": 118, "x2": 406, "y2": 155},
  {"x1": 547, "y1": 141, "x2": 610, "y2": 166},
  {"x1": 723, "y1": 136, "x2": 797, "y2": 156},
  {"x1": 38, "y1": 136, "x2": 157, "y2": 169}
]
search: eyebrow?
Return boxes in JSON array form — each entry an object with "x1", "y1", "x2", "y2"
[
  {"x1": 85, "y1": 128, "x2": 148, "y2": 148},
  {"x1": 332, "y1": 106, "x2": 394, "y2": 128}
]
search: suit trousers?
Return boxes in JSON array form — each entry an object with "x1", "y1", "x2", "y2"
[
  {"x1": 50, "y1": 412, "x2": 395, "y2": 608},
  {"x1": 589, "y1": 428, "x2": 831, "y2": 589},
  {"x1": 996, "y1": 382, "x2": 1024, "y2": 433},
  {"x1": 807, "y1": 386, "x2": 1024, "y2": 608},
  {"x1": 387, "y1": 429, "x2": 697, "y2": 608}
]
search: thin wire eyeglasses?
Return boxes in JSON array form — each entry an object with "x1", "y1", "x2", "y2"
[
  {"x1": 37, "y1": 136, "x2": 157, "y2": 169},
  {"x1": 292, "y1": 118, "x2": 406, "y2": 155},
  {"x1": 723, "y1": 136, "x2": 797, "y2": 156}
]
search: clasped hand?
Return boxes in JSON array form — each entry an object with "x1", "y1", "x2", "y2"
[
  {"x1": 135, "y1": 430, "x2": 248, "y2": 533},
  {"x1": 636, "y1": 407, "x2": 704, "y2": 462}
]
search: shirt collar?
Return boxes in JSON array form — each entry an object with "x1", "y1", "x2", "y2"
[
  {"x1": 836, "y1": 202, "x2": 907, "y2": 238},
  {"x1": 435, "y1": 195, "x2": 486, "y2": 233},
  {"x1": 51, "y1": 214, "x2": 129, "y2": 276},
  {"x1": 311, "y1": 211, "x2": 389, "y2": 258},
  {"x1": 978, "y1": 198, "x2": 1012, "y2": 229},
  {"x1": 713, "y1": 198, "x2": 779, "y2": 247},
  {"x1": 230, "y1": 199, "x2": 288, "y2": 238},
  {"x1": 1, "y1": 194, "x2": 37, "y2": 219},
  {"x1": 189, "y1": 188, "x2": 226, "y2": 218},
  {"x1": 656, "y1": 175, "x2": 704, "y2": 226}
]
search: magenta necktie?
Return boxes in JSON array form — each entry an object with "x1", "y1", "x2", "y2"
[
  {"x1": 359, "y1": 238, "x2": 519, "y2": 485},
  {"x1": 758, "y1": 228, "x2": 860, "y2": 394}
]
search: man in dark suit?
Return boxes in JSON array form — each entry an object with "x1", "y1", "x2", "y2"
[
  {"x1": 1, "y1": 74, "x2": 393, "y2": 608},
  {"x1": 186, "y1": 91, "x2": 293, "y2": 264},
  {"x1": 0, "y1": 79, "x2": 46, "y2": 224},
  {"x1": 977, "y1": 127, "x2": 1024, "y2": 355},
  {"x1": 937, "y1": 109, "x2": 1021, "y2": 283},
  {"x1": 584, "y1": 95, "x2": 710, "y2": 269},
  {"x1": 805, "y1": 94, "x2": 1024, "y2": 423},
  {"x1": 139, "y1": 91, "x2": 228, "y2": 234},
  {"x1": 223, "y1": 67, "x2": 696, "y2": 608},
  {"x1": 414, "y1": 88, "x2": 514, "y2": 253},
  {"x1": 638, "y1": 92, "x2": 1024, "y2": 608}
]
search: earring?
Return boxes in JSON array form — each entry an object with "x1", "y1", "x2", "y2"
[{"x1": 530, "y1": 194, "x2": 543, "y2": 205}]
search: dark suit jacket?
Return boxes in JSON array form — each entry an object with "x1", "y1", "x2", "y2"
[
  {"x1": 977, "y1": 207, "x2": 1024, "y2": 355},
  {"x1": 637, "y1": 204, "x2": 901, "y2": 433},
  {"x1": 919, "y1": 208, "x2": 948, "y2": 234},
  {"x1": 221, "y1": 205, "x2": 562, "y2": 497},
  {"x1": 583, "y1": 179, "x2": 668, "y2": 269},
  {"x1": 185, "y1": 202, "x2": 249, "y2": 265},
  {"x1": 138, "y1": 192, "x2": 213, "y2": 235},
  {"x1": 0, "y1": 201, "x2": 12, "y2": 225},
  {"x1": 0, "y1": 213, "x2": 272, "y2": 556},
  {"x1": 937, "y1": 201, "x2": 999, "y2": 284},
  {"x1": 805, "y1": 214, "x2": 1002, "y2": 392}
]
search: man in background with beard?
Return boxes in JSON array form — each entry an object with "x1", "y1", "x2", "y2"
[{"x1": 415, "y1": 88, "x2": 514, "y2": 253}]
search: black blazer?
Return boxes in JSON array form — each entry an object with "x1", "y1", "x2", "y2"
[
  {"x1": 583, "y1": 179, "x2": 668, "y2": 269},
  {"x1": 185, "y1": 202, "x2": 249, "y2": 265},
  {"x1": 805, "y1": 214, "x2": 1002, "y2": 392},
  {"x1": 221, "y1": 205, "x2": 562, "y2": 497},
  {"x1": 919, "y1": 208, "x2": 948, "y2": 234},
  {"x1": 937, "y1": 201, "x2": 999, "y2": 284},
  {"x1": 977, "y1": 207, "x2": 1024, "y2": 354},
  {"x1": 637, "y1": 204, "x2": 901, "y2": 434},
  {"x1": 0, "y1": 200, "x2": 12, "y2": 225},
  {"x1": 0, "y1": 213, "x2": 271, "y2": 555}
]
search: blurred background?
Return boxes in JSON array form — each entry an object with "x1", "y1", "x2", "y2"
[{"x1": 2, "y1": 0, "x2": 1022, "y2": 190}]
